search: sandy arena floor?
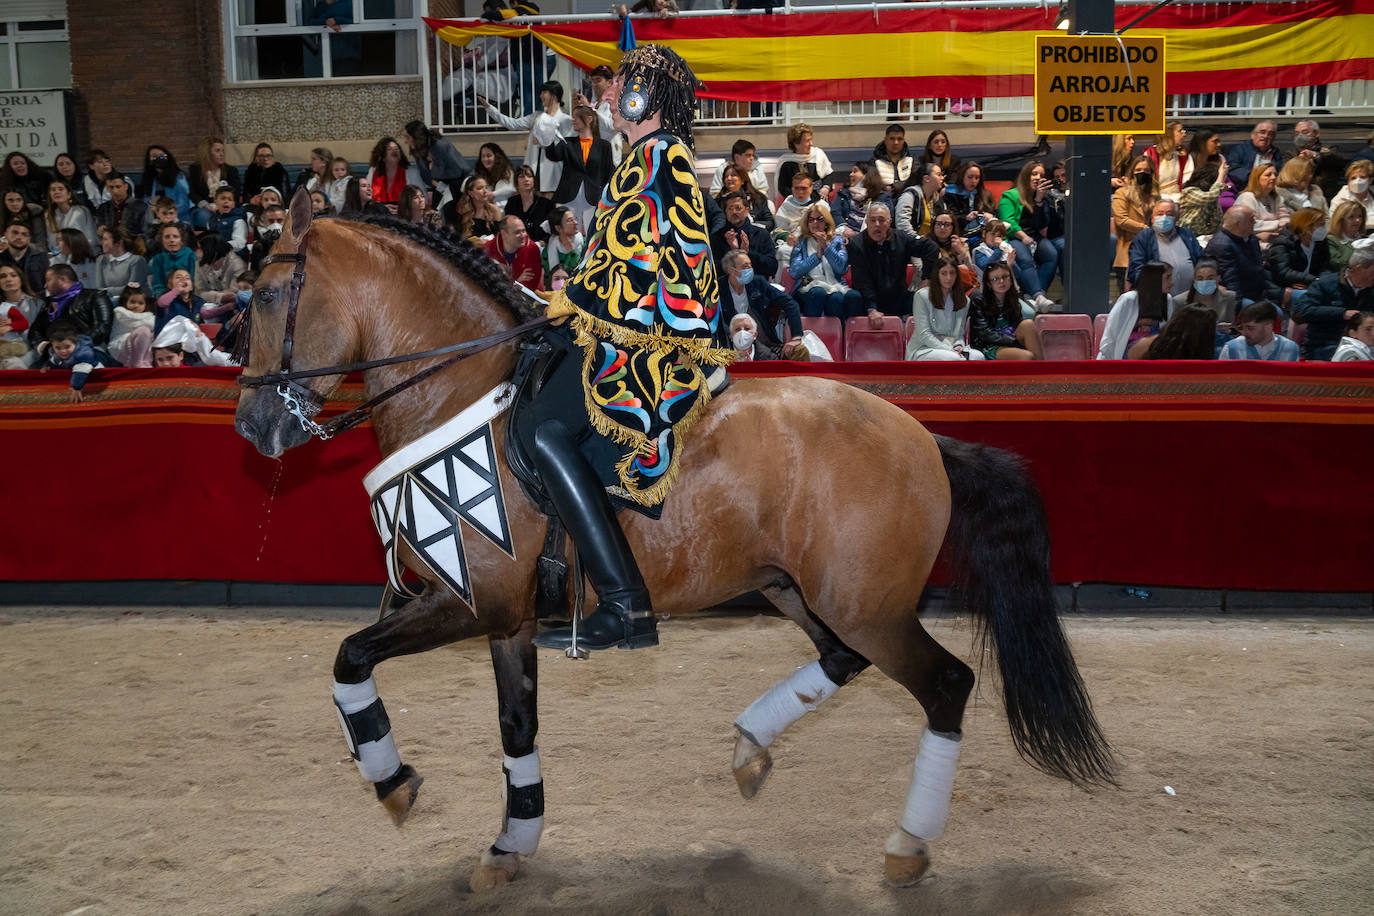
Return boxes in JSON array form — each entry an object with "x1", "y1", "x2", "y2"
[{"x1": 0, "y1": 607, "x2": 1370, "y2": 916}]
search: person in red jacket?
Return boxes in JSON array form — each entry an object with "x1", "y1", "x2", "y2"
[{"x1": 482, "y1": 214, "x2": 543, "y2": 289}]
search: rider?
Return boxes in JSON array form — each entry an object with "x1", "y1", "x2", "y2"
[{"x1": 529, "y1": 45, "x2": 729, "y2": 652}]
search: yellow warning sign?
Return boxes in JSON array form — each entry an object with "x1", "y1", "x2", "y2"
[{"x1": 1034, "y1": 35, "x2": 1166, "y2": 135}]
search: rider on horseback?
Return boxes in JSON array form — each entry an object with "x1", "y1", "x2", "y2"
[{"x1": 529, "y1": 45, "x2": 730, "y2": 652}]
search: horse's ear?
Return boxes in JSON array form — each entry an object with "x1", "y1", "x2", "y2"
[{"x1": 286, "y1": 187, "x2": 314, "y2": 243}]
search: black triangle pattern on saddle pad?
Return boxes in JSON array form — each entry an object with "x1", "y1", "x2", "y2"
[{"x1": 368, "y1": 422, "x2": 513, "y2": 610}]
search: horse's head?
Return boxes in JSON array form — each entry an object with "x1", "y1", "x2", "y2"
[{"x1": 235, "y1": 188, "x2": 356, "y2": 457}]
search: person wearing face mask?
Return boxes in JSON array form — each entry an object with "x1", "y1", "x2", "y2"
[
  {"x1": 1329, "y1": 160, "x2": 1374, "y2": 232},
  {"x1": 726, "y1": 312, "x2": 800, "y2": 362},
  {"x1": 1204, "y1": 206, "x2": 1279, "y2": 307},
  {"x1": 1293, "y1": 239, "x2": 1374, "y2": 360},
  {"x1": 1264, "y1": 207, "x2": 1332, "y2": 312},
  {"x1": 720, "y1": 249, "x2": 802, "y2": 349},
  {"x1": 1291, "y1": 119, "x2": 1347, "y2": 202},
  {"x1": 1178, "y1": 258, "x2": 1238, "y2": 345},
  {"x1": 1127, "y1": 200, "x2": 1203, "y2": 295},
  {"x1": 248, "y1": 205, "x2": 287, "y2": 272}
]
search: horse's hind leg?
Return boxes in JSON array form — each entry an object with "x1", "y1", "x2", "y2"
[
  {"x1": 332, "y1": 583, "x2": 502, "y2": 827},
  {"x1": 731, "y1": 582, "x2": 871, "y2": 799},
  {"x1": 471, "y1": 617, "x2": 543, "y2": 892}
]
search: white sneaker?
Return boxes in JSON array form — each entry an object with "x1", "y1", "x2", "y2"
[{"x1": 1033, "y1": 294, "x2": 1060, "y2": 313}]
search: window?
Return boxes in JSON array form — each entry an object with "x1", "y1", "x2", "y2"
[
  {"x1": 227, "y1": 0, "x2": 421, "y2": 82},
  {"x1": 0, "y1": 19, "x2": 70, "y2": 90}
]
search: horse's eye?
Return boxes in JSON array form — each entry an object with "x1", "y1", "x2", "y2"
[{"x1": 256, "y1": 288, "x2": 276, "y2": 305}]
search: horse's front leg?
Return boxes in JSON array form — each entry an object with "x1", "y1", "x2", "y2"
[
  {"x1": 471, "y1": 616, "x2": 542, "y2": 892},
  {"x1": 332, "y1": 582, "x2": 503, "y2": 826}
]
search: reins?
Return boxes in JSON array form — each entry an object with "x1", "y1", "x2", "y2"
[{"x1": 237, "y1": 250, "x2": 553, "y2": 440}]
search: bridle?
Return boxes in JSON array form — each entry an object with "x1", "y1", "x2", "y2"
[{"x1": 237, "y1": 249, "x2": 552, "y2": 440}]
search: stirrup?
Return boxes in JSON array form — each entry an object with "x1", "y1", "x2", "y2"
[{"x1": 532, "y1": 605, "x2": 658, "y2": 652}]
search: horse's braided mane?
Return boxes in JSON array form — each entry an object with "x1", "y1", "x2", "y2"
[{"x1": 354, "y1": 214, "x2": 543, "y2": 325}]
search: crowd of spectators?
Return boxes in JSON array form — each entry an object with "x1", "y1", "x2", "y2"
[{"x1": 2, "y1": 113, "x2": 1373, "y2": 392}]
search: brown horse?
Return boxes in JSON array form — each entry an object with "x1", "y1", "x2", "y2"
[{"x1": 235, "y1": 191, "x2": 1114, "y2": 891}]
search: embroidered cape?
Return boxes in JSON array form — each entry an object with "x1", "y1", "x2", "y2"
[{"x1": 547, "y1": 129, "x2": 732, "y2": 506}]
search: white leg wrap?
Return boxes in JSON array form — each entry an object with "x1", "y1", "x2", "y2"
[
  {"x1": 333, "y1": 678, "x2": 402, "y2": 783},
  {"x1": 494, "y1": 748, "x2": 544, "y2": 856},
  {"x1": 734, "y1": 660, "x2": 841, "y2": 748},
  {"x1": 900, "y1": 729, "x2": 962, "y2": 841}
]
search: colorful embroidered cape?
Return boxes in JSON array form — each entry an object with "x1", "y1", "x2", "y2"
[{"x1": 550, "y1": 129, "x2": 731, "y2": 507}]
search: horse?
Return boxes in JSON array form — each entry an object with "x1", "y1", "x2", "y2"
[{"x1": 234, "y1": 190, "x2": 1115, "y2": 892}]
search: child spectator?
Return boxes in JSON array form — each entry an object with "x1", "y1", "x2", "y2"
[
  {"x1": 149, "y1": 224, "x2": 197, "y2": 298},
  {"x1": 1332, "y1": 310, "x2": 1374, "y2": 361},
  {"x1": 93, "y1": 226, "x2": 150, "y2": 300},
  {"x1": 831, "y1": 163, "x2": 885, "y2": 240},
  {"x1": 249, "y1": 205, "x2": 286, "y2": 271},
  {"x1": 206, "y1": 185, "x2": 249, "y2": 256},
  {"x1": 1219, "y1": 301, "x2": 1300, "y2": 361},
  {"x1": 213, "y1": 270, "x2": 257, "y2": 355},
  {"x1": 109, "y1": 283, "x2": 155, "y2": 367},
  {"x1": 40, "y1": 320, "x2": 117, "y2": 402},
  {"x1": 972, "y1": 220, "x2": 1015, "y2": 281},
  {"x1": 310, "y1": 190, "x2": 334, "y2": 218},
  {"x1": 0, "y1": 263, "x2": 41, "y2": 368},
  {"x1": 152, "y1": 315, "x2": 234, "y2": 367},
  {"x1": 326, "y1": 157, "x2": 354, "y2": 212},
  {"x1": 143, "y1": 197, "x2": 194, "y2": 259},
  {"x1": 152, "y1": 342, "x2": 185, "y2": 368},
  {"x1": 52, "y1": 228, "x2": 97, "y2": 288},
  {"x1": 156, "y1": 269, "x2": 205, "y2": 332},
  {"x1": 194, "y1": 232, "x2": 249, "y2": 316}
]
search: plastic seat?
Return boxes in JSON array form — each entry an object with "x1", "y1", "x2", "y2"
[
  {"x1": 903, "y1": 315, "x2": 914, "y2": 342},
  {"x1": 787, "y1": 316, "x2": 843, "y2": 360},
  {"x1": 1092, "y1": 313, "x2": 1109, "y2": 357},
  {"x1": 844, "y1": 316, "x2": 906, "y2": 361},
  {"x1": 1034, "y1": 314, "x2": 1094, "y2": 361},
  {"x1": 1288, "y1": 319, "x2": 1306, "y2": 348}
]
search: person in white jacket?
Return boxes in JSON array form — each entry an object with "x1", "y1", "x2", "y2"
[
  {"x1": 906, "y1": 257, "x2": 986, "y2": 361},
  {"x1": 1098, "y1": 262, "x2": 1177, "y2": 359},
  {"x1": 1332, "y1": 310, "x2": 1374, "y2": 361},
  {"x1": 480, "y1": 80, "x2": 574, "y2": 195}
]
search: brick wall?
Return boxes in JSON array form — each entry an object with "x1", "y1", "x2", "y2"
[{"x1": 67, "y1": 0, "x2": 225, "y2": 168}]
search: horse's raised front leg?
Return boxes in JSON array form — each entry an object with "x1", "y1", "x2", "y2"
[
  {"x1": 332, "y1": 582, "x2": 502, "y2": 826},
  {"x1": 731, "y1": 583, "x2": 871, "y2": 799},
  {"x1": 471, "y1": 617, "x2": 543, "y2": 892}
]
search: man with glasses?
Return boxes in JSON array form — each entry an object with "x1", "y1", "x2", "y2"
[{"x1": 1226, "y1": 121, "x2": 1286, "y2": 189}]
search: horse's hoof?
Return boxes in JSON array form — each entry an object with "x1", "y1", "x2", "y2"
[
  {"x1": 377, "y1": 764, "x2": 424, "y2": 827},
  {"x1": 470, "y1": 848, "x2": 520, "y2": 891},
  {"x1": 732, "y1": 732, "x2": 773, "y2": 799},
  {"x1": 883, "y1": 829, "x2": 932, "y2": 887}
]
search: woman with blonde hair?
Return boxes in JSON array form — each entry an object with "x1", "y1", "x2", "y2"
[
  {"x1": 1328, "y1": 200, "x2": 1367, "y2": 270},
  {"x1": 1234, "y1": 163, "x2": 1290, "y2": 243},
  {"x1": 1113, "y1": 156, "x2": 1159, "y2": 276},
  {"x1": 1276, "y1": 157, "x2": 1327, "y2": 215},
  {"x1": 1110, "y1": 134, "x2": 1136, "y2": 189},
  {"x1": 788, "y1": 204, "x2": 861, "y2": 319},
  {"x1": 1144, "y1": 122, "x2": 1192, "y2": 199},
  {"x1": 445, "y1": 175, "x2": 502, "y2": 241},
  {"x1": 1329, "y1": 159, "x2": 1374, "y2": 231},
  {"x1": 294, "y1": 146, "x2": 335, "y2": 196},
  {"x1": 188, "y1": 137, "x2": 241, "y2": 229}
]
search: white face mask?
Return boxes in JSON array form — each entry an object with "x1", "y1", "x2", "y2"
[
  {"x1": 1351, "y1": 178, "x2": 1370, "y2": 195},
  {"x1": 732, "y1": 329, "x2": 755, "y2": 350},
  {"x1": 1311, "y1": 226, "x2": 1328, "y2": 242},
  {"x1": 265, "y1": 221, "x2": 284, "y2": 232}
]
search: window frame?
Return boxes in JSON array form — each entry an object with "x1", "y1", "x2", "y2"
[{"x1": 0, "y1": 18, "x2": 71, "y2": 91}]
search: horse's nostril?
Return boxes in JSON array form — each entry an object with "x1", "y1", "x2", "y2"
[{"x1": 236, "y1": 417, "x2": 258, "y2": 442}]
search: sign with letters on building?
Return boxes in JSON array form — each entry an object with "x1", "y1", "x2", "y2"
[
  {"x1": 0, "y1": 90, "x2": 70, "y2": 161},
  {"x1": 1034, "y1": 35, "x2": 1166, "y2": 135}
]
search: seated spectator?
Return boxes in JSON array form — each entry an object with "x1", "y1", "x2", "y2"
[
  {"x1": 479, "y1": 80, "x2": 574, "y2": 197},
  {"x1": 1144, "y1": 122, "x2": 1191, "y2": 200},
  {"x1": 1353, "y1": 130, "x2": 1374, "y2": 174},
  {"x1": 726, "y1": 311, "x2": 806, "y2": 362},
  {"x1": 52, "y1": 228, "x2": 98, "y2": 289},
  {"x1": 153, "y1": 341, "x2": 185, "y2": 368},
  {"x1": 716, "y1": 164, "x2": 775, "y2": 233},
  {"x1": 51, "y1": 153, "x2": 86, "y2": 206},
  {"x1": 156, "y1": 269, "x2": 206, "y2": 330},
  {"x1": 0, "y1": 264, "x2": 41, "y2": 369},
  {"x1": 1329, "y1": 160, "x2": 1374, "y2": 232},
  {"x1": 39, "y1": 320, "x2": 117, "y2": 403},
  {"x1": 1292, "y1": 119, "x2": 1347, "y2": 203},
  {"x1": 247, "y1": 187, "x2": 286, "y2": 237},
  {"x1": 1177, "y1": 161, "x2": 1229, "y2": 239},
  {"x1": 1113, "y1": 156, "x2": 1159, "y2": 286},
  {"x1": 1276, "y1": 158, "x2": 1327, "y2": 216},
  {"x1": 502, "y1": 165, "x2": 554, "y2": 244},
  {"x1": 1332, "y1": 309, "x2": 1374, "y2": 361},
  {"x1": 28, "y1": 264, "x2": 114, "y2": 351},
  {"x1": 943, "y1": 161, "x2": 998, "y2": 237},
  {"x1": 1176, "y1": 257, "x2": 1238, "y2": 345},
  {"x1": 907, "y1": 255, "x2": 984, "y2": 361},
  {"x1": 108, "y1": 283, "x2": 155, "y2": 368},
  {"x1": 971, "y1": 220, "x2": 1016, "y2": 281},
  {"x1": 152, "y1": 316, "x2": 234, "y2": 367},
  {"x1": 830, "y1": 162, "x2": 886, "y2": 240},
  {"x1": 188, "y1": 137, "x2": 242, "y2": 230},
  {"x1": 248, "y1": 205, "x2": 287, "y2": 271},
  {"x1": 1219, "y1": 301, "x2": 1299, "y2": 361},
  {"x1": 773, "y1": 172, "x2": 825, "y2": 270},
  {"x1": 1226, "y1": 120, "x2": 1284, "y2": 191},
  {"x1": 969, "y1": 262, "x2": 1041, "y2": 360},
  {"x1": 1233, "y1": 164, "x2": 1290, "y2": 244},
  {"x1": 543, "y1": 105, "x2": 614, "y2": 231},
  {"x1": 144, "y1": 197, "x2": 195, "y2": 259},
  {"x1": 83, "y1": 150, "x2": 115, "y2": 210},
  {"x1": 395, "y1": 184, "x2": 430, "y2": 225},
  {"x1": 0, "y1": 223, "x2": 49, "y2": 293},
  {"x1": 1187, "y1": 130, "x2": 1223, "y2": 174},
  {"x1": 919, "y1": 212, "x2": 976, "y2": 292},
  {"x1": 1294, "y1": 240, "x2": 1374, "y2": 360},
  {"x1": 1143, "y1": 304, "x2": 1217, "y2": 359},
  {"x1": 149, "y1": 223, "x2": 197, "y2": 298},
  {"x1": 136, "y1": 146, "x2": 193, "y2": 223},
  {"x1": 444, "y1": 176, "x2": 503, "y2": 242},
  {"x1": 709, "y1": 139, "x2": 769, "y2": 197},
  {"x1": 896, "y1": 162, "x2": 949, "y2": 239},
  {"x1": 4, "y1": 189, "x2": 46, "y2": 251},
  {"x1": 194, "y1": 232, "x2": 249, "y2": 312},
  {"x1": 212, "y1": 270, "x2": 258, "y2": 355},
  {"x1": 94, "y1": 174, "x2": 148, "y2": 240},
  {"x1": 93, "y1": 226, "x2": 150, "y2": 301},
  {"x1": 483, "y1": 214, "x2": 543, "y2": 288},
  {"x1": 719, "y1": 249, "x2": 802, "y2": 351},
  {"x1": 544, "y1": 206, "x2": 585, "y2": 281},
  {"x1": 404, "y1": 120, "x2": 471, "y2": 199},
  {"x1": 366, "y1": 137, "x2": 414, "y2": 213},
  {"x1": 788, "y1": 205, "x2": 860, "y2": 319},
  {"x1": 1204, "y1": 206, "x2": 1278, "y2": 306},
  {"x1": 712, "y1": 192, "x2": 777, "y2": 279},
  {"x1": 774, "y1": 123, "x2": 834, "y2": 197},
  {"x1": 1110, "y1": 133, "x2": 1137, "y2": 191},
  {"x1": 44, "y1": 181, "x2": 98, "y2": 250},
  {"x1": 1328, "y1": 201, "x2": 1367, "y2": 271},
  {"x1": 872, "y1": 124, "x2": 914, "y2": 192},
  {"x1": 1265, "y1": 207, "x2": 1331, "y2": 310},
  {"x1": 848, "y1": 203, "x2": 932, "y2": 328},
  {"x1": 1098, "y1": 261, "x2": 1176, "y2": 359},
  {"x1": 205, "y1": 185, "x2": 249, "y2": 256},
  {"x1": 326, "y1": 157, "x2": 354, "y2": 212},
  {"x1": 999, "y1": 160, "x2": 1058, "y2": 310},
  {"x1": 2, "y1": 152, "x2": 50, "y2": 205},
  {"x1": 243, "y1": 143, "x2": 290, "y2": 206},
  {"x1": 1128, "y1": 199, "x2": 1204, "y2": 294},
  {"x1": 472, "y1": 143, "x2": 517, "y2": 209},
  {"x1": 918, "y1": 129, "x2": 962, "y2": 178}
]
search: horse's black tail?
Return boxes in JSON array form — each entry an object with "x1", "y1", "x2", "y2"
[{"x1": 934, "y1": 435, "x2": 1118, "y2": 788}]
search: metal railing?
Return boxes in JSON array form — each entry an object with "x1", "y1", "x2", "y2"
[{"x1": 422, "y1": 1, "x2": 1373, "y2": 136}]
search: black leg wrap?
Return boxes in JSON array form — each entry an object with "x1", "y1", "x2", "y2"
[
  {"x1": 334, "y1": 696, "x2": 392, "y2": 760},
  {"x1": 505, "y1": 774, "x2": 545, "y2": 821}
]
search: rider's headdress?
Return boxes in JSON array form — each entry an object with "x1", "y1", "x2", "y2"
[{"x1": 616, "y1": 44, "x2": 702, "y2": 150}]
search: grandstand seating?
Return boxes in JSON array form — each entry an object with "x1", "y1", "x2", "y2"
[
  {"x1": 1034, "y1": 314, "x2": 1094, "y2": 361},
  {"x1": 844, "y1": 316, "x2": 905, "y2": 361},
  {"x1": 1092, "y1": 313, "x2": 1109, "y2": 357}
]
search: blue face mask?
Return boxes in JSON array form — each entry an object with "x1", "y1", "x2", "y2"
[
  {"x1": 1153, "y1": 215, "x2": 1175, "y2": 234},
  {"x1": 1193, "y1": 278, "x2": 1217, "y2": 296},
  {"x1": 738, "y1": 267, "x2": 755, "y2": 285},
  {"x1": 236, "y1": 288, "x2": 253, "y2": 306}
]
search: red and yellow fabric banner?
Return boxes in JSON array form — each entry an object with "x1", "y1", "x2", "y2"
[{"x1": 426, "y1": 1, "x2": 1374, "y2": 102}]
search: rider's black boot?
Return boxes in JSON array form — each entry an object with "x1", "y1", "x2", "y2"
[{"x1": 528, "y1": 419, "x2": 657, "y2": 651}]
